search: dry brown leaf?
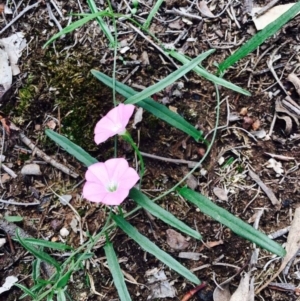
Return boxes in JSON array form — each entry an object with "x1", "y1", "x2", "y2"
[
  {"x1": 46, "y1": 120, "x2": 57, "y2": 130},
  {"x1": 256, "y1": 207, "x2": 300, "y2": 294},
  {"x1": 213, "y1": 284, "x2": 231, "y2": 301},
  {"x1": 252, "y1": 119, "x2": 260, "y2": 131},
  {"x1": 287, "y1": 73, "x2": 300, "y2": 96},
  {"x1": 248, "y1": 169, "x2": 280, "y2": 207},
  {"x1": 239, "y1": 107, "x2": 248, "y2": 116},
  {"x1": 213, "y1": 187, "x2": 228, "y2": 201},
  {"x1": 230, "y1": 272, "x2": 250, "y2": 301},
  {"x1": 166, "y1": 229, "x2": 190, "y2": 250},
  {"x1": 277, "y1": 115, "x2": 293, "y2": 135},
  {"x1": 198, "y1": 0, "x2": 216, "y2": 17}
]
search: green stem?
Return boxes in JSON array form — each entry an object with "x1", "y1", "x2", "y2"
[{"x1": 121, "y1": 131, "x2": 145, "y2": 187}]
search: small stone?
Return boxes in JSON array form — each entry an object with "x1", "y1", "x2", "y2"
[{"x1": 59, "y1": 227, "x2": 69, "y2": 238}]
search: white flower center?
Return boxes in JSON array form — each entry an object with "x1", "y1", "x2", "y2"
[
  {"x1": 107, "y1": 181, "x2": 118, "y2": 192},
  {"x1": 112, "y1": 122, "x2": 122, "y2": 132}
]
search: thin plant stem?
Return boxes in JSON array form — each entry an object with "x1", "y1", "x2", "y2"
[
  {"x1": 107, "y1": 0, "x2": 118, "y2": 157},
  {"x1": 121, "y1": 132, "x2": 145, "y2": 187}
]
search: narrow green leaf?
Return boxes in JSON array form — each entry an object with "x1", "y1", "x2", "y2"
[
  {"x1": 178, "y1": 187, "x2": 286, "y2": 257},
  {"x1": 104, "y1": 241, "x2": 132, "y2": 301},
  {"x1": 32, "y1": 259, "x2": 41, "y2": 283},
  {"x1": 47, "y1": 291, "x2": 54, "y2": 301},
  {"x1": 19, "y1": 282, "x2": 50, "y2": 299},
  {"x1": 56, "y1": 270, "x2": 73, "y2": 289},
  {"x1": 56, "y1": 288, "x2": 66, "y2": 301},
  {"x1": 169, "y1": 51, "x2": 251, "y2": 96},
  {"x1": 125, "y1": 50, "x2": 214, "y2": 104},
  {"x1": 218, "y1": 2, "x2": 300, "y2": 73},
  {"x1": 21, "y1": 238, "x2": 73, "y2": 251},
  {"x1": 14, "y1": 283, "x2": 37, "y2": 299},
  {"x1": 43, "y1": 11, "x2": 110, "y2": 48},
  {"x1": 16, "y1": 229, "x2": 61, "y2": 271},
  {"x1": 112, "y1": 215, "x2": 201, "y2": 284},
  {"x1": 91, "y1": 70, "x2": 203, "y2": 141},
  {"x1": 143, "y1": 0, "x2": 164, "y2": 29},
  {"x1": 130, "y1": 188, "x2": 202, "y2": 240},
  {"x1": 4, "y1": 215, "x2": 23, "y2": 222},
  {"x1": 87, "y1": 0, "x2": 115, "y2": 45},
  {"x1": 46, "y1": 129, "x2": 98, "y2": 167}
]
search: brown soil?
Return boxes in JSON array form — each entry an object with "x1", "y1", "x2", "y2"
[{"x1": 1, "y1": 1, "x2": 300, "y2": 301}]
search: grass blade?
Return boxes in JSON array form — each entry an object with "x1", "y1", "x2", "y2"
[
  {"x1": 15, "y1": 229, "x2": 61, "y2": 271},
  {"x1": 91, "y1": 70, "x2": 203, "y2": 141},
  {"x1": 46, "y1": 129, "x2": 98, "y2": 167},
  {"x1": 170, "y1": 51, "x2": 251, "y2": 96},
  {"x1": 112, "y1": 214, "x2": 201, "y2": 284},
  {"x1": 143, "y1": 0, "x2": 164, "y2": 29},
  {"x1": 130, "y1": 188, "x2": 202, "y2": 240},
  {"x1": 178, "y1": 187, "x2": 286, "y2": 257},
  {"x1": 87, "y1": 0, "x2": 115, "y2": 45},
  {"x1": 104, "y1": 241, "x2": 132, "y2": 301},
  {"x1": 14, "y1": 283, "x2": 37, "y2": 299},
  {"x1": 218, "y1": 2, "x2": 300, "y2": 73},
  {"x1": 125, "y1": 50, "x2": 215, "y2": 104},
  {"x1": 20, "y1": 238, "x2": 73, "y2": 251},
  {"x1": 43, "y1": 11, "x2": 110, "y2": 48},
  {"x1": 56, "y1": 288, "x2": 66, "y2": 301}
]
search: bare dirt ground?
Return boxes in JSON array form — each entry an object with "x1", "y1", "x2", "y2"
[{"x1": 1, "y1": 0, "x2": 300, "y2": 300}]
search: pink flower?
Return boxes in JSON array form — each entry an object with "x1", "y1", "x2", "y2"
[
  {"x1": 94, "y1": 103, "x2": 135, "y2": 144},
  {"x1": 83, "y1": 158, "x2": 139, "y2": 205}
]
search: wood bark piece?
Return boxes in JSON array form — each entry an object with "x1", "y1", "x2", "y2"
[
  {"x1": 19, "y1": 132, "x2": 79, "y2": 178},
  {"x1": 248, "y1": 169, "x2": 280, "y2": 207}
]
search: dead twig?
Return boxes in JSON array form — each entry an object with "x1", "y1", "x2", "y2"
[
  {"x1": 248, "y1": 169, "x2": 280, "y2": 207},
  {"x1": 254, "y1": 0, "x2": 281, "y2": 18},
  {"x1": 0, "y1": 1, "x2": 42, "y2": 35},
  {"x1": 19, "y1": 132, "x2": 79, "y2": 178},
  {"x1": 140, "y1": 151, "x2": 200, "y2": 168},
  {"x1": 0, "y1": 199, "x2": 40, "y2": 206},
  {"x1": 165, "y1": 8, "x2": 202, "y2": 21}
]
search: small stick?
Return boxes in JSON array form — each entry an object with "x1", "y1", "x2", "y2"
[
  {"x1": 181, "y1": 283, "x2": 206, "y2": 301},
  {"x1": 165, "y1": 8, "x2": 202, "y2": 21},
  {"x1": 140, "y1": 151, "x2": 200, "y2": 168},
  {"x1": 19, "y1": 132, "x2": 79, "y2": 178},
  {"x1": 0, "y1": 1, "x2": 41, "y2": 35},
  {"x1": 0, "y1": 199, "x2": 40, "y2": 206},
  {"x1": 6, "y1": 233, "x2": 15, "y2": 255},
  {"x1": 254, "y1": 0, "x2": 280, "y2": 18},
  {"x1": 46, "y1": 2, "x2": 64, "y2": 37},
  {"x1": 1, "y1": 163, "x2": 17, "y2": 178}
]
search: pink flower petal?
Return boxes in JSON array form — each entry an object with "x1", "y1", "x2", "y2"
[
  {"x1": 83, "y1": 158, "x2": 139, "y2": 206},
  {"x1": 118, "y1": 167, "x2": 140, "y2": 189},
  {"x1": 86, "y1": 162, "x2": 110, "y2": 186},
  {"x1": 101, "y1": 189, "x2": 130, "y2": 205},
  {"x1": 82, "y1": 182, "x2": 109, "y2": 203},
  {"x1": 94, "y1": 104, "x2": 135, "y2": 144},
  {"x1": 105, "y1": 158, "x2": 130, "y2": 180}
]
